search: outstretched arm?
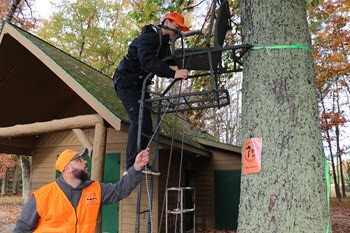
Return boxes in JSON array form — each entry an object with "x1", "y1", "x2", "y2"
[{"x1": 101, "y1": 149, "x2": 150, "y2": 205}]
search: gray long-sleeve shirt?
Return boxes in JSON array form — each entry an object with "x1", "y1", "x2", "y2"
[{"x1": 13, "y1": 166, "x2": 141, "y2": 232}]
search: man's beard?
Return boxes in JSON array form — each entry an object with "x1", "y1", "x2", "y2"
[{"x1": 72, "y1": 168, "x2": 90, "y2": 181}]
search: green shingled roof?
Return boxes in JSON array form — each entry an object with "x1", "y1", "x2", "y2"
[{"x1": 9, "y1": 23, "x2": 207, "y2": 150}]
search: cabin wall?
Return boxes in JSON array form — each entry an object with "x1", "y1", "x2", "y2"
[
  {"x1": 158, "y1": 148, "x2": 195, "y2": 233},
  {"x1": 30, "y1": 127, "x2": 159, "y2": 233},
  {"x1": 194, "y1": 148, "x2": 241, "y2": 231},
  {"x1": 158, "y1": 147, "x2": 241, "y2": 232}
]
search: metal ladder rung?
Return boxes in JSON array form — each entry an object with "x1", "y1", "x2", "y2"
[
  {"x1": 144, "y1": 89, "x2": 230, "y2": 114},
  {"x1": 139, "y1": 209, "x2": 150, "y2": 215},
  {"x1": 167, "y1": 208, "x2": 195, "y2": 214}
]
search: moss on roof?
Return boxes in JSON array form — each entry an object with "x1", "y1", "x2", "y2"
[{"x1": 9, "y1": 23, "x2": 206, "y2": 150}]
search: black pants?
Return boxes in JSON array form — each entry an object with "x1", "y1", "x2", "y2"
[{"x1": 114, "y1": 73, "x2": 152, "y2": 169}]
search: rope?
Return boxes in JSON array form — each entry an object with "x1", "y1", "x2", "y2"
[
  {"x1": 152, "y1": 2, "x2": 215, "y2": 230},
  {"x1": 158, "y1": 80, "x2": 184, "y2": 233},
  {"x1": 157, "y1": 121, "x2": 177, "y2": 233},
  {"x1": 146, "y1": 101, "x2": 172, "y2": 149},
  {"x1": 157, "y1": 3, "x2": 214, "y2": 230},
  {"x1": 174, "y1": 125, "x2": 186, "y2": 232},
  {"x1": 144, "y1": 174, "x2": 153, "y2": 233},
  {"x1": 144, "y1": 100, "x2": 172, "y2": 233}
]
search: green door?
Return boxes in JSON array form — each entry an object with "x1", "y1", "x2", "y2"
[
  {"x1": 214, "y1": 170, "x2": 241, "y2": 230},
  {"x1": 102, "y1": 153, "x2": 120, "y2": 233}
]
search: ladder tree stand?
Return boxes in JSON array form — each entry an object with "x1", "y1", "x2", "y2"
[{"x1": 134, "y1": 0, "x2": 252, "y2": 232}]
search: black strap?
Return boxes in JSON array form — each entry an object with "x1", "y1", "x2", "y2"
[{"x1": 151, "y1": 25, "x2": 162, "y2": 56}]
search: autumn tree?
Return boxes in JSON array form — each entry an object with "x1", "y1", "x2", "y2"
[
  {"x1": 0, "y1": 154, "x2": 16, "y2": 196},
  {"x1": 308, "y1": 0, "x2": 350, "y2": 198},
  {"x1": 238, "y1": 0, "x2": 329, "y2": 232},
  {"x1": 34, "y1": 0, "x2": 200, "y2": 78},
  {"x1": 34, "y1": 0, "x2": 133, "y2": 76},
  {"x1": 0, "y1": 0, "x2": 36, "y2": 30}
]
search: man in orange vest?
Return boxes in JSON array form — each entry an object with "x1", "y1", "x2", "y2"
[{"x1": 14, "y1": 147, "x2": 149, "y2": 233}]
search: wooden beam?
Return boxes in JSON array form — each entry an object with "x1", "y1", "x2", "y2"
[
  {"x1": 0, "y1": 114, "x2": 103, "y2": 138},
  {"x1": 90, "y1": 122, "x2": 106, "y2": 181},
  {"x1": 90, "y1": 122, "x2": 106, "y2": 233},
  {"x1": 72, "y1": 129, "x2": 93, "y2": 156}
]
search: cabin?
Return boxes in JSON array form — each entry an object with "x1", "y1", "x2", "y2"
[{"x1": 0, "y1": 22, "x2": 242, "y2": 232}]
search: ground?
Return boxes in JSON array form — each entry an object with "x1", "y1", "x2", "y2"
[
  {"x1": 0, "y1": 195, "x2": 349, "y2": 233},
  {"x1": 331, "y1": 197, "x2": 350, "y2": 233},
  {"x1": 0, "y1": 195, "x2": 22, "y2": 233}
]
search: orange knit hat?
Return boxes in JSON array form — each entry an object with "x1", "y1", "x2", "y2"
[{"x1": 163, "y1": 12, "x2": 189, "y2": 32}]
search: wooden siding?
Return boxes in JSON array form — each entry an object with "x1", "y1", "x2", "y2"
[
  {"x1": 106, "y1": 128, "x2": 159, "y2": 233},
  {"x1": 194, "y1": 148, "x2": 241, "y2": 231},
  {"x1": 158, "y1": 149, "x2": 192, "y2": 233}
]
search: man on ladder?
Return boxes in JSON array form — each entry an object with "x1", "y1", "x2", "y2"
[{"x1": 113, "y1": 12, "x2": 190, "y2": 175}]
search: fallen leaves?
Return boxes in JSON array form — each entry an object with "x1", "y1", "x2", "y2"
[
  {"x1": 331, "y1": 198, "x2": 350, "y2": 233},
  {"x1": 0, "y1": 204, "x2": 22, "y2": 225}
]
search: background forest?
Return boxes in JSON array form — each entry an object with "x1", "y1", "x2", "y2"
[{"x1": 0, "y1": 0, "x2": 349, "y2": 200}]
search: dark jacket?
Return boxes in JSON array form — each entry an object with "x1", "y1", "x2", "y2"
[{"x1": 114, "y1": 24, "x2": 176, "y2": 89}]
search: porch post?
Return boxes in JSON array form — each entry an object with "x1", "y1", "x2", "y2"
[{"x1": 91, "y1": 122, "x2": 106, "y2": 233}]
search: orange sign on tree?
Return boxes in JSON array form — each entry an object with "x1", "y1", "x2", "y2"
[{"x1": 242, "y1": 138, "x2": 262, "y2": 174}]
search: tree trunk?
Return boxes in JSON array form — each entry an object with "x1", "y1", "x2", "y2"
[
  {"x1": 12, "y1": 160, "x2": 21, "y2": 195},
  {"x1": 238, "y1": 0, "x2": 329, "y2": 232},
  {"x1": 20, "y1": 155, "x2": 31, "y2": 202},
  {"x1": 321, "y1": 98, "x2": 341, "y2": 198},
  {"x1": 335, "y1": 93, "x2": 346, "y2": 197},
  {"x1": 1, "y1": 168, "x2": 8, "y2": 197},
  {"x1": 7, "y1": 0, "x2": 22, "y2": 22}
]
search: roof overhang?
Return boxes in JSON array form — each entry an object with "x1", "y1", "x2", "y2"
[
  {"x1": 0, "y1": 22, "x2": 121, "y2": 130},
  {"x1": 196, "y1": 137, "x2": 241, "y2": 155}
]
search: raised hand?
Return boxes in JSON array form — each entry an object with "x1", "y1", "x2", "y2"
[{"x1": 134, "y1": 148, "x2": 150, "y2": 171}]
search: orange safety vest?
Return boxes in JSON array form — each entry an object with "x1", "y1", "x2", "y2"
[{"x1": 33, "y1": 181, "x2": 101, "y2": 233}]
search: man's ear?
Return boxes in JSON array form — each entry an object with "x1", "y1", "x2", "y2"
[
  {"x1": 163, "y1": 19, "x2": 170, "y2": 26},
  {"x1": 63, "y1": 164, "x2": 72, "y2": 174}
]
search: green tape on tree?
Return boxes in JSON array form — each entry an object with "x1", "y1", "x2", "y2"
[
  {"x1": 324, "y1": 156, "x2": 331, "y2": 233},
  {"x1": 251, "y1": 43, "x2": 311, "y2": 52}
]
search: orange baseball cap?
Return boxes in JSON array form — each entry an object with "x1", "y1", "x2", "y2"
[
  {"x1": 55, "y1": 148, "x2": 88, "y2": 172},
  {"x1": 164, "y1": 12, "x2": 189, "y2": 32}
]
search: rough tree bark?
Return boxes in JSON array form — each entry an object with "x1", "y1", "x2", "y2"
[
  {"x1": 321, "y1": 98, "x2": 341, "y2": 198},
  {"x1": 238, "y1": 0, "x2": 329, "y2": 232},
  {"x1": 7, "y1": 0, "x2": 22, "y2": 22},
  {"x1": 20, "y1": 155, "x2": 31, "y2": 202},
  {"x1": 12, "y1": 159, "x2": 21, "y2": 195},
  {"x1": 1, "y1": 167, "x2": 7, "y2": 196}
]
